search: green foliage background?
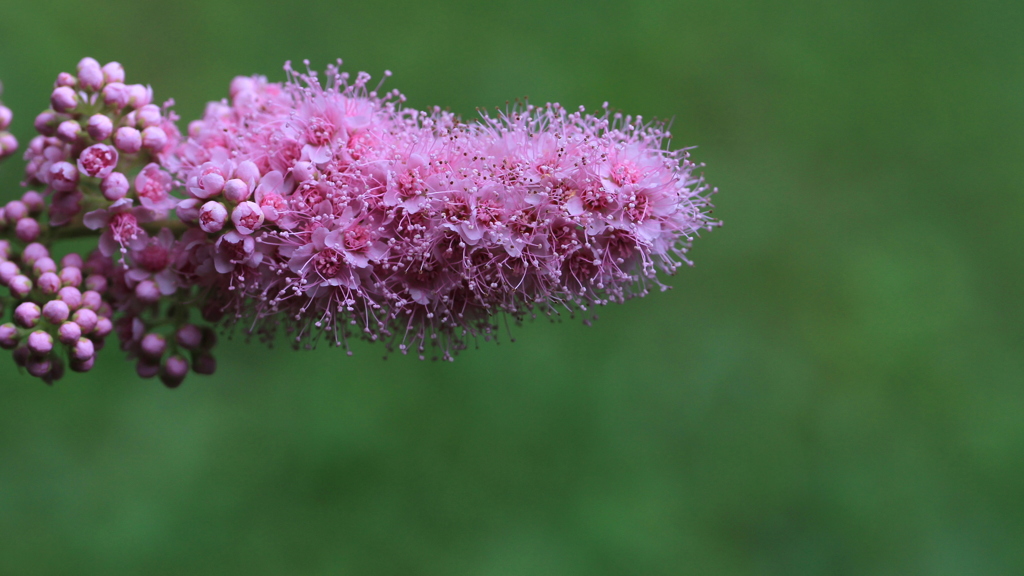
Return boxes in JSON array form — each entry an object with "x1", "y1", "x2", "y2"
[{"x1": 1, "y1": 0, "x2": 1022, "y2": 574}]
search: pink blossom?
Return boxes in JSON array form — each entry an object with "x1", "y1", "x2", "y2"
[{"x1": 78, "y1": 144, "x2": 119, "y2": 178}]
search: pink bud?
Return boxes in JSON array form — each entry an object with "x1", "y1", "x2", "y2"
[
  {"x1": 161, "y1": 355, "x2": 189, "y2": 388},
  {"x1": 21, "y1": 191, "x2": 45, "y2": 214},
  {"x1": 56, "y1": 119, "x2": 82, "y2": 143},
  {"x1": 55, "y1": 72, "x2": 77, "y2": 88},
  {"x1": 27, "y1": 331, "x2": 53, "y2": 356},
  {"x1": 81, "y1": 290, "x2": 102, "y2": 311},
  {"x1": 15, "y1": 218, "x2": 40, "y2": 242},
  {"x1": 292, "y1": 161, "x2": 315, "y2": 182},
  {"x1": 58, "y1": 286, "x2": 83, "y2": 310},
  {"x1": 51, "y1": 86, "x2": 79, "y2": 113},
  {"x1": 235, "y1": 160, "x2": 261, "y2": 187},
  {"x1": 77, "y1": 143, "x2": 119, "y2": 178},
  {"x1": 59, "y1": 267, "x2": 83, "y2": 287},
  {"x1": 87, "y1": 114, "x2": 114, "y2": 141},
  {"x1": 0, "y1": 323, "x2": 18, "y2": 350},
  {"x1": 61, "y1": 253, "x2": 84, "y2": 269},
  {"x1": 136, "y1": 361, "x2": 160, "y2": 379},
  {"x1": 223, "y1": 178, "x2": 250, "y2": 203},
  {"x1": 127, "y1": 84, "x2": 152, "y2": 107},
  {"x1": 137, "y1": 105, "x2": 162, "y2": 128},
  {"x1": 176, "y1": 198, "x2": 200, "y2": 223},
  {"x1": 232, "y1": 201, "x2": 265, "y2": 235},
  {"x1": 32, "y1": 257, "x2": 57, "y2": 276},
  {"x1": 26, "y1": 358, "x2": 52, "y2": 378},
  {"x1": 21, "y1": 243, "x2": 49, "y2": 264},
  {"x1": 140, "y1": 333, "x2": 166, "y2": 360},
  {"x1": 101, "y1": 171, "x2": 130, "y2": 201},
  {"x1": 0, "y1": 240, "x2": 9, "y2": 261},
  {"x1": 77, "y1": 57, "x2": 100, "y2": 72},
  {"x1": 94, "y1": 317, "x2": 113, "y2": 338},
  {"x1": 14, "y1": 302, "x2": 41, "y2": 328},
  {"x1": 5, "y1": 200, "x2": 27, "y2": 221},
  {"x1": 199, "y1": 201, "x2": 228, "y2": 233},
  {"x1": 102, "y1": 82, "x2": 130, "y2": 108},
  {"x1": 141, "y1": 126, "x2": 167, "y2": 151},
  {"x1": 43, "y1": 300, "x2": 70, "y2": 324},
  {"x1": 58, "y1": 321, "x2": 82, "y2": 345},
  {"x1": 9, "y1": 275, "x2": 32, "y2": 298},
  {"x1": 84, "y1": 275, "x2": 108, "y2": 293},
  {"x1": 71, "y1": 337, "x2": 94, "y2": 362},
  {"x1": 37, "y1": 272, "x2": 61, "y2": 295},
  {"x1": 77, "y1": 61, "x2": 105, "y2": 91},
  {"x1": 230, "y1": 76, "x2": 255, "y2": 99},
  {"x1": 0, "y1": 133, "x2": 17, "y2": 158},
  {"x1": 0, "y1": 105, "x2": 11, "y2": 131},
  {"x1": 48, "y1": 161, "x2": 80, "y2": 192},
  {"x1": 175, "y1": 324, "x2": 203, "y2": 350},
  {"x1": 71, "y1": 356, "x2": 95, "y2": 373},
  {"x1": 34, "y1": 111, "x2": 58, "y2": 136},
  {"x1": 72, "y1": 308, "x2": 98, "y2": 333},
  {"x1": 102, "y1": 62, "x2": 125, "y2": 84},
  {"x1": 113, "y1": 127, "x2": 142, "y2": 153},
  {"x1": 135, "y1": 279, "x2": 160, "y2": 303},
  {"x1": 0, "y1": 261, "x2": 20, "y2": 285}
]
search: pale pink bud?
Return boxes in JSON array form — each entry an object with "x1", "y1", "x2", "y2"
[
  {"x1": 77, "y1": 57, "x2": 100, "y2": 72},
  {"x1": 102, "y1": 82, "x2": 130, "y2": 108},
  {"x1": 0, "y1": 261, "x2": 20, "y2": 285},
  {"x1": 55, "y1": 72, "x2": 77, "y2": 88},
  {"x1": 22, "y1": 243, "x2": 49, "y2": 264},
  {"x1": 0, "y1": 134, "x2": 16, "y2": 158},
  {"x1": 34, "y1": 111, "x2": 58, "y2": 136},
  {"x1": 15, "y1": 218, "x2": 40, "y2": 242},
  {"x1": 199, "y1": 201, "x2": 228, "y2": 233},
  {"x1": 32, "y1": 257, "x2": 57, "y2": 276},
  {"x1": 43, "y1": 300, "x2": 70, "y2": 324},
  {"x1": 87, "y1": 114, "x2": 114, "y2": 140},
  {"x1": 137, "y1": 105, "x2": 162, "y2": 128},
  {"x1": 101, "y1": 171, "x2": 130, "y2": 201},
  {"x1": 80, "y1": 290, "x2": 102, "y2": 311},
  {"x1": 14, "y1": 302, "x2": 41, "y2": 328},
  {"x1": 71, "y1": 337, "x2": 94, "y2": 362},
  {"x1": 9, "y1": 275, "x2": 32, "y2": 298},
  {"x1": 59, "y1": 267, "x2": 82, "y2": 287},
  {"x1": 70, "y1": 356, "x2": 95, "y2": 373},
  {"x1": 72, "y1": 308, "x2": 98, "y2": 333},
  {"x1": 28, "y1": 331, "x2": 53, "y2": 356},
  {"x1": 161, "y1": 355, "x2": 189, "y2": 388},
  {"x1": 0, "y1": 323, "x2": 18, "y2": 350},
  {"x1": 58, "y1": 286, "x2": 83, "y2": 310},
  {"x1": 140, "y1": 333, "x2": 166, "y2": 360},
  {"x1": 77, "y1": 61, "x2": 105, "y2": 91},
  {"x1": 223, "y1": 178, "x2": 250, "y2": 203},
  {"x1": 175, "y1": 324, "x2": 203, "y2": 350},
  {"x1": 51, "y1": 86, "x2": 78, "y2": 113},
  {"x1": 135, "y1": 279, "x2": 161, "y2": 303},
  {"x1": 113, "y1": 127, "x2": 142, "y2": 153},
  {"x1": 77, "y1": 143, "x2": 119, "y2": 178},
  {"x1": 231, "y1": 201, "x2": 264, "y2": 235},
  {"x1": 85, "y1": 275, "x2": 108, "y2": 293},
  {"x1": 0, "y1": 241, "x2": 9, "y2": 261},
  {"x1": 234, "y1": 160, "x2": 260, "y2": 187},
  {"x1": 5, "y1": 200, "x2": 27, "y2": 221},
  {"x1": 230, "y1": 76, "x2": 255, "y2": 99},
  {"x1": 48, "y1": 161, "x2": 79, "y2": 192},
  {"x1": 101, "y1": 62, "x2": 125, "y2": 84},
  {"x1": 56, "y1": 119, "x2": 82, "y2": 143},
  {"x1": 94, "y1": 317, "x2": 113, "y2": 338},
  {"x1": 37, "y1": 272, "x2": 61, "y2": 295},
  {"x1": 141, "y1": 126, "x2": 167, "y2": 151},
  {"x1": 61, "y1": 253, "x2": 84, "y2": 268},
  {"x1": 127, "y1": 84, "x2": 152, "y2": 107},
  {"x1": 58, "y1": 321, "x2": 82, "y2": 345},
  {"x1": 0, "y1": 105, "x2": 11, "y2": 131},
  {"x1": 21, "y1": 191, "x2": 45, "y2": 214}
]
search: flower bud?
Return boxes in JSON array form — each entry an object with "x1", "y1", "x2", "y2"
[
  {"x1": 15, "y1": 218, "x2": 40, "y2": 242},
  {"x1": 136, "y1": 360, "x2": 160, "y2": 379},
  {"x1": 43, "y1": 300, "x2": 71, "y2": 325},
  {"x1": 32, "y1": 257, "x2": 57, "y2": 276},
  {"x1": 192, "y1": 352, "x2": 217, "y2": 375},
  {"x1": 137, "y1": 105, "x2": 162, "y2": 128},
  {"x1": 94, "y1": 316, "x2": 113, "y2": 338},
  {"x1": 22, "y1": 243, "x2": 49, "y2": 264},
  {"x1": 0, "y1": 324, "x2": 19, "y2": 349},
  {"x1": 0, "y1": 105, "x2": 11, "y2": 131},
  {"x1": 161, "y1": 355, "x2": 189, "y2": 388},
  {"x1": 141, "y1": 126, "x2": 167, "y2": 151},
  {"x1": 0, "y1": 261, "x2": 19, "y2": 285},
  {"x1": 77, "y1": 143, "x2": 119, "y2": 178},
  {"x1": 26, "y1": 358, "x2": 52, "y2": 378},
  {"x1": 223, "y1": 178, "x2": 250, "y2": 203},
  {"x1": 58, "y1": 321, "x2": 82, "y2": 345},
  {"x1": 102, "y1": 62, "x2": 125, "y2": 83},
  {"x1": 235, "y1": 160, "x2": 261, "y2": 187},
  {"x1": 72, "y1": 308, "x2": 98, "y2": 333},
  {"x1": 61, "y1": 253, "x2": 84, "y2": 269},
  {"x1": 84, "y1": 275, "x2": 108, "y2": 293},
  {"x1": 58, "y1": 286, "x2": 83, "y2": 310},
  {"x1": 70, "y1": 355, "x2": 95, "y2": 373},
  {"x1": 0, "y1": 240, "x2": 9, "y2": 261},
  {"x1": 37, "y1": 272, "x2": 61, "y2": 295},
  {"x1": 59, "y1": 267, "x2": 83, "y2": 287},
  {"x1": 99, "y1": 171, "x2": 130, "y2": 201},
  {"x1": 48, "y1": 161, "x2": 79, "y2": 192},
  {"x1": 232, "y1": 201, "x2": 264, "y2": 235},
  {"x1": 175, "y1": 324, "x2": 203, "y2": 350},
  {"x1": 51, "y1": 86, "x2": 79, "y2": 113},
  {"x1": 77, "y1": 61, "x2": 105, "y2": 91},
  {"x1": 14, "y1": 303, "x2": 41, "y2": 328},
  {"x1": 21, "y1": 191, "x2": 45, "y2": 214},
  {"x1": 127, "y1": 84, "x2": 152, "y2": 107},
  {"x1": 27, "y1": 331, "x2": 53, "y2": 356},
  {"x1": 133, "y1": 280, "x2": 159, "y2": 303},
  {"x1": 102, "y1": 82, "x2": 130, "y2": 108},
  {"x1": 56, "y1": 119, "x2": 82, "y2": 143},
  {"x1": 87, "y1": 114, "x2": 114, "y2": 141},
  {"x1": 5, "y1": 200, "x2": 27, "y2": 221},
  {"x1": 0, "y1": 133, "x2": 17, "y2": 158},
  {"x1": 80, "y1": 290, "x2": 102, "y2": 311},
  {"x1": 113, "y1": 127, "x2": 142, "y2": 154},
  {"x1": 9, "y1": 275, "x2": 32, "y2": 298},
  {"x1": 199, "y1": 201, "x2": 228, "y2": 233},
  {"x1": 71, "y1": 337, "x2": 95, "y2": 362},
  {"x1": 34, "y1": 111, "x2": 59, "y2": 136}
]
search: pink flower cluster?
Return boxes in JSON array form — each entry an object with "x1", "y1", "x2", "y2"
[{"x1": 0, "y1": 58, "x2": 719, "y2": 385}]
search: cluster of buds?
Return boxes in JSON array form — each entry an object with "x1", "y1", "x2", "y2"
[
  {"x1": 0, "y1": 57, "x2": 719, "y2": 385},
  {"x1": 0, "y1": 82, "x2": 16, "y2": 162}
]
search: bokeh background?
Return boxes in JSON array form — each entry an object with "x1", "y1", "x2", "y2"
[{"x1": 1, "y1": 0, "x2": 1022, "y2": 574}]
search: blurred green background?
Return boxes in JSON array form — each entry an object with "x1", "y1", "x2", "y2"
[{"x1": 1, "y1": 0, "x2": 1022, "y2": 574}]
